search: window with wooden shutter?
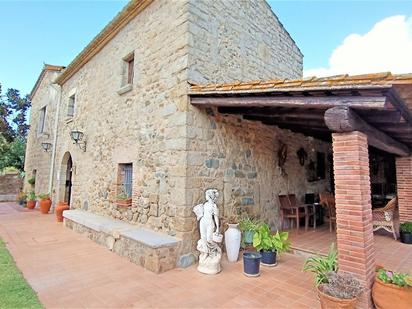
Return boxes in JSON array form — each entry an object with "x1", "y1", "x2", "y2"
[
  {"x1": 118, "y1": 163, "x2": 133, "y2": 198},
  {"x1": 38, "y1": 106, "x2": 46, "y2": 134},
  {"x1": 67, "y1": 94, "x2": 75, "y2": 117},
  {"x1": 127, "y1": 57, "x2": 134, "y2": 85}
]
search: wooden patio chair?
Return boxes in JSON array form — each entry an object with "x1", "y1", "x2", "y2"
[
  {"x1": 372, "y1": 197, "x2": 398, "y2": 240},
  {"x1": 278, "y1": 194, "x2": 312, "y2": 231},
  {"x1": 320, "y1": 193, "x2": 336, "y2": 232}
]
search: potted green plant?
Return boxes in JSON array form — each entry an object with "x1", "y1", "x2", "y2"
[
  {"x1": 38, "y1": 193, "x2": 52, "y2": 214},
  {"x1": 399, "y1": 221, "x2": 412, "y2": 244},
  {"x1": 116, "y1": 192, "x2": 132, "y2": 208},
  {"x1": 16, "y1": 191, "x2": 26, "y2": 206},
  {"x1": 26, "y1": 191, "x2": 36, "y2": 209},
  {"x1": 239, "y1": 216, "x2": 260, "y2": 245},
  {"x1": 372, "y1": 266, "x2": 412, "y2": 309},
  {"x1": 303, "y1": 244, "x2": 363, "y2": 309},
  {"x1": 252, "y1": 223, "x2": 290, "y2": 266},
  {"x1": 27, "y1": 177, "x2": 35, "y2": 186}
]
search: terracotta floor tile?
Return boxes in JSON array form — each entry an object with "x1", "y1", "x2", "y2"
[{"x1": 1, "y1": 202, "x2": 409, "y2": 309}]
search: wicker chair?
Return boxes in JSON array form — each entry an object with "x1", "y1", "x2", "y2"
[
  {"x1": 372, "y1": 197, "x2": 398, "y2": 240},
  {"x1": 319, "y1": 193, "x2": 336, "y2": 232}
]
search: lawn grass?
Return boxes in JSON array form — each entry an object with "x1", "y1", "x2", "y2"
[{"x1": 0, "y1": 238, "x2": 43, "y2": 309}]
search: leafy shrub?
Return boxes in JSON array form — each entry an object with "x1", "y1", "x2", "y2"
[
  {"x1": 38, "y1": 193, "x2": 50, "y2": 200},
  {"x1": 322, "y1": 272, "x2": 363, "y2": 299},
  {"x1": 377, "y1": 268, "x2": 412, "y2": 287},
  {"x1": 239, "y1": 216, "x2": 261, "y2": 232},
  {"x1": 26, "y1": 191, "x2": 36, "y2": 201},
  {"x1": 252, "y1": 223, "x2": 290, "y2": 253},
  {"x1": 27, "y1": 177, "x2": 35, "y2": 186},
  {"x1": 16, "y1": 191, "x2": 26, "y2": 205},
  {"x1": 400, "y1": 222, "x2": 412, "y2": 234},
  {"x1": 303, "y1": 243, "x2": 338, "y2": 286}
]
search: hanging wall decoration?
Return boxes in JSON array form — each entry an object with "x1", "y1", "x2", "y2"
[
  {"x1": 297, "y1": 147, "x2": 308, "y2": 166},
  {"x1": 278, "y1": 141, "x2": 288, "y2": 177}
]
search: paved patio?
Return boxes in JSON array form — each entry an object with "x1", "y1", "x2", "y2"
[
  {"x1": 288, "y1": 225, "x2": 412, "y2": 273},
  {"x1": 0, "y1": 203, "x2": 319, "y2": 309}
]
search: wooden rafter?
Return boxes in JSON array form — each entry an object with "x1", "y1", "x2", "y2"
[{"x1": 325, "y1": 106, "x2": 410, "y2": 156}]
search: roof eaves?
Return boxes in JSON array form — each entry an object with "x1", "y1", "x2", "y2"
[
  {"x1": 30, "y1": 64, "x2": 65, "y2": 100},
  {"x1": 55, "y1": 0, "x2": 153, "y2": 86}
]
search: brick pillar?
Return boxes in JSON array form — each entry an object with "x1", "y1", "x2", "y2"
[
  {"x1": 396, "y1": 156, "x2": 412, "y2": 223},
  {"x1": 332, "y1": 131, "x2": 375, "y2": 308}
]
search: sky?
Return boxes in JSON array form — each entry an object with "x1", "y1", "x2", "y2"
[{"x1": 0, "y1": 0, "x2": 412, "y2": 96}]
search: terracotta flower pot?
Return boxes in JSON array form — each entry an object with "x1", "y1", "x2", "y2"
[
  {"x1": 27, "y1": 200, "x2": 36, "y2": 209},
  {"x1": 55, "y1": 202, "x2": 70, "y2": 222},
  {"x1": 372, "y1": 276, "x2": 412, "y2": 309},
  {"x1": 116, "y1": 198, "x2": 132, "y2": 208},
  {"x1": 317, "y1": 285, "x2": 358, "y2": 309},
  {"x1": 39, "y1": 199, "x2": 52, "y2": 214}
]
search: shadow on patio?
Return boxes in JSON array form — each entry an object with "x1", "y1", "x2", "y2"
[{"x1": 287, "y1": 225, "x2": 412, "y2": 273}]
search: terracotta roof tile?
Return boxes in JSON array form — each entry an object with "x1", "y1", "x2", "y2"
[{"x1": 189, "y1": 72, "x2": 412, "y2": 94}]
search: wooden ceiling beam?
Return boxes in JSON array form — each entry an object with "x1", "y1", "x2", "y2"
[
  {"x1": 243, "y1": 115, "x2": 327, "y2": 128},
  {"x1": 325, "y1": 106, "x2": 410, "y2": 156},
  {"x1": 191, "y1": 95, "x2": 389, "y2": 110}
]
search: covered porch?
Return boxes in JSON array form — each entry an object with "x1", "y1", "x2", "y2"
[{"x1": 190, "y1": 72, "x2": 412, "y2": 308}]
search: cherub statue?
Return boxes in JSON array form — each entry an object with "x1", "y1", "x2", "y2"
[{"x1": 193, "y1": 189, "x2": 222, "y2": 274}]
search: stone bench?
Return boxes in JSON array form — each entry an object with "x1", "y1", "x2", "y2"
[{"x1": 63, "y1": 209, "x2": 181, "y2": 273}]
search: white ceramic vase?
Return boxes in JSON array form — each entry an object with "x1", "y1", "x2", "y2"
[{"x1": 225, "y1": 223, "x2": 241, "y2": 262}]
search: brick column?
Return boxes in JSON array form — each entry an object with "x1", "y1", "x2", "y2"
[
  {"x1": 396, "y1": 156, "x2": 412, "y2": 223},
  {"x1": 332, "y1": 131, "x2": 375, "y2": 308}
]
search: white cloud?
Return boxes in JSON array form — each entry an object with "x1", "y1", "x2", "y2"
[{"x1": 304, "y1": 15, "x2": 412, "y2": 77}]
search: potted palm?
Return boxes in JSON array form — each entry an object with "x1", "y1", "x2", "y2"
[
  {"x1": 372, "y1": 266, "x2": 412, "y2": 308},
  {"x1": 303, "y1": 244, "x2": 363, "y2": 309},
  {"x1": 26, "y1": 191, "x2": 36, "y2": 209},
  {"x1": 399, "y1": 221, "x2": 412, "y2": 244},
  {"x1": 38, "y1": 193, "x2": 52, "y2": 214},
  {"x1": 239, "y1": 216, "x2": 260, "y2": 245},
  {"x1": 252, "y1": 223, "x2": 290, "y2": 266}
]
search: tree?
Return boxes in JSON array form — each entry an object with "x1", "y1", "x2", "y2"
[
  {"x1": 0, "y1": 138, "x2": 25, "y2": 171},
  {"x1": 0, "y1": 83, "x2": 31, "y2": 171}
]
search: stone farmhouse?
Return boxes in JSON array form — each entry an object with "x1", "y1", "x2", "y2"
[{"x1": 25, "y1": 0, "x2": 412, "y2": 306}]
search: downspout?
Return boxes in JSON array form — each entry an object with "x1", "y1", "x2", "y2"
[{"x1": 48, "y1": 83, "x2": 62, "y2": 212}]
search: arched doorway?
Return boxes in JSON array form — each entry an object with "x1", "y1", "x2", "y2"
[
  {"x1": 65, "y1": 155, "x2": 73, "y2": 205},
  {"x1": 60, "y1": 152, "x2": 73, "y2": 207}
]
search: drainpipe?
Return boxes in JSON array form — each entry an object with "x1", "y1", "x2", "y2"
[{"x1": 48, "y1": 83, "x2": 62, "y2": 212}]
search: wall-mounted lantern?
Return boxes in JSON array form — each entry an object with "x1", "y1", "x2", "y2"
[
  {"x1": 70, "y1": 130, "x2": 86, "y2": 152},
  {"x1": 41, "y1": 142, "x2": 52, "y2": 152}
]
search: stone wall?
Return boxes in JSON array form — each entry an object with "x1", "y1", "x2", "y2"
[
  {"x1": 26, "y1": 0, "x2": 308, "y2": 264},
  {"x1": 186, "y1": 108, "x2": 331, "y2": 237},
  {"x1": 52, "y1": 0, "x2": 191, "y2": 254},
  {"x1": 24, "y1": 70, "x2": 60, "y2": 195},
  {"x1": 0, "y1": 172, "x2": 23, "y2": 201},
  {"x1": 187, "y1": 0, "x2": 303, "y2": 83}
]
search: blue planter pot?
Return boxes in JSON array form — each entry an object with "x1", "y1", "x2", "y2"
[
  {"x1": 260, "y1": 250, "x2": 277, "y2": 266},
  {"x1": 243, "y1": 252, "x2": 261, "y2": 277},
  {"x1": 244, "y1": 230, "x2": 254, "y2": 244}
]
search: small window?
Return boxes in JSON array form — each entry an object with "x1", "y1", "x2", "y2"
[
  {"x1": 127, "y1": 57, "x2": 134, "y2": 85},
  {"x1": 67, "y1": 94, "x2": 75, "y2": 117},
  {"x1": 118, "y1": 163, "x2": 133, "y2": 198},
  {"x1": 38, "y1": 106, "x2": 46, "y2": 134},
  {"x1": 122, "y1": 52, "x2": 134, "y2": 87}
]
